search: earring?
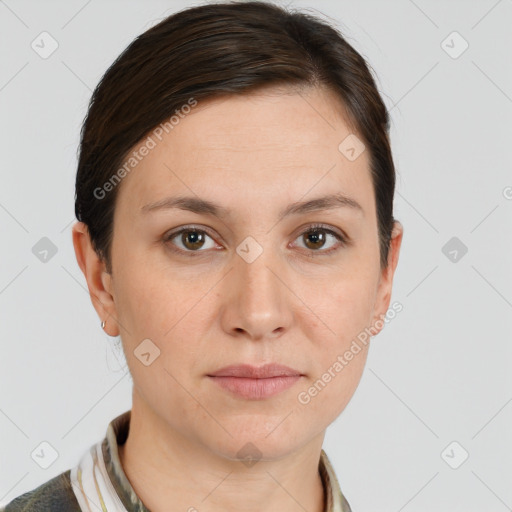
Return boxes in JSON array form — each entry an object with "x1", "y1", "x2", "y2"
[{"x1": 101, "y1": 320, "x2": 106, "y2": 329}]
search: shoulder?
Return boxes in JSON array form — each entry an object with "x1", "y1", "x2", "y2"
[{"x1": 0, "y1": 469, "x2": 82, "y2": 512}]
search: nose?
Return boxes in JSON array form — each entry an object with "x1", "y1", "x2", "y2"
[{"x1": 218, "y1": 245, "x2": 293, "y2": 341}]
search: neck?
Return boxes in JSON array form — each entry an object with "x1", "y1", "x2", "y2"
[{"x1": 117, "y1": 397, "x2": 327, "y2": 512}]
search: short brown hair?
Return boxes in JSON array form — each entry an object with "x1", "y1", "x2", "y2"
[{"x1": 74, "y1": 0, "x2": 395, "y2": 273}]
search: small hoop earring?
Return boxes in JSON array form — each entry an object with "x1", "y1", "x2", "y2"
[{"x1": 101, "y1": 320, "x2": 106, "y2": 329}]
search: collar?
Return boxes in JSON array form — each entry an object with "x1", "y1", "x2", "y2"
[{"x1": 70, "y1": 410, "x2": 352, "y2": 511}]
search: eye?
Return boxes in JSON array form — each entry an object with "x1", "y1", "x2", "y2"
[
  {"x1": 292, "y1": 224, "x2": 346, "y2": 256},
  {"x1": 164, "y1": 223, "x2": 347, "y2": 257},
  {"x1": 164, "y1": 226, "x2": 218, "y2": 255}
]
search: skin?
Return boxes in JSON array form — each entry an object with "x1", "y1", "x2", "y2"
[{"x1": 72, "y1": 85, "x2": 403, "y2": 512}]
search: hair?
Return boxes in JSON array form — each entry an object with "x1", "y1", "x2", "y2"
[{"x1": 74, "y1": 0, "x2": 395, "y2": 274}]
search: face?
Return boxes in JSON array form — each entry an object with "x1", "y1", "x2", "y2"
[{"x1": 73, "y1": 85, "x2": 402, "y2": 462}]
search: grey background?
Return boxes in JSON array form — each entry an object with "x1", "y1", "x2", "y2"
[{"x1": 1, "y1": 0, "x2": 511, "y2": 510}]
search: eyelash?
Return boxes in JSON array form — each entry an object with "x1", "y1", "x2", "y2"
[{"x1": 163, "y1": 223, "x2": 347, "y2": 258}]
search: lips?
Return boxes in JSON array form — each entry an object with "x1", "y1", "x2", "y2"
[
  {"x1": 207, "y1": 363, "x2": 303, "y2": 378},
  {"x1": 207, "y1": 363, "x2": 304, "y2": 400}
]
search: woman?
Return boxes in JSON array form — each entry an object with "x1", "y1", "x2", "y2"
[{"x1": 2, "y1": 1, "x2": 402, "y2": 510}]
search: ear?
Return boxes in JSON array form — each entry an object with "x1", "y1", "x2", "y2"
[
  {"x1": 370, "y1": 220, "x2": 403, "y2": 335},
  {"x1": 71, "y1": 221, "x2": 120, "y2": 336}
]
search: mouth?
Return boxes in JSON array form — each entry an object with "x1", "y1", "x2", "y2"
[{"x1": 207, "y1": 363, "x2": 304, "y2": 400}]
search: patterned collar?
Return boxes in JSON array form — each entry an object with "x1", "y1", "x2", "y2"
[{"x1": 70, "y1": 410, "x2": 352, "y2": 511}]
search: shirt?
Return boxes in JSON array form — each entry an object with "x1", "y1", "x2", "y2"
[{"x1": 1, "y1": 410, "x2": 352, "y2": 511}]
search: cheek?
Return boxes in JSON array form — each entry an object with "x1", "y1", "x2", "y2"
[
  {"x1": 297, "y1": 344, "x2": 369, "y2": 429},
  {"x1": 302, "y1": 264, "x2": 379, "y2": 346},
  {"x1": 113, "y1": 254, "x2": 192, "y2": 338},
  {"x1": 298, "y1": 265, "x2": 377, "y2": 410},
  {"x1": 113, "y1": 261, "x2": 212, "y2": 387}
]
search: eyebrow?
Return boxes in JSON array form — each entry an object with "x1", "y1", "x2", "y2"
[{"x1": 141, "y1": 192, "x2": 363, "y2": 220}]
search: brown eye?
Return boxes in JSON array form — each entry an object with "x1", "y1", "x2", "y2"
[
  {"x1": 303, "y1": 230, "x2": 327, "y2": 250},
  {"x1": 293, "y1": 225, "x2": 345, "y2": 255},
  {"x1": 165, "y1": 227, "x2": 217, "y2": 254},
  {"x1": 179, "y1": 230, "x2": 206, "y2": 250}
]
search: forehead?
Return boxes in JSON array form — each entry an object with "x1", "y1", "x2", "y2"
[{"x1": 115, "y1": 86, "x2": 374, "y2": 219}]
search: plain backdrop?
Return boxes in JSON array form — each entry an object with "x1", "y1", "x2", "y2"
[{"x1": 0, "y1": 1, "x2": 511, "y2": 510}]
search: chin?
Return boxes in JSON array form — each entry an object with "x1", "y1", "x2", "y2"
[{"x1": 204, "y1": 421, "x2": 312, "y2": 464}]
